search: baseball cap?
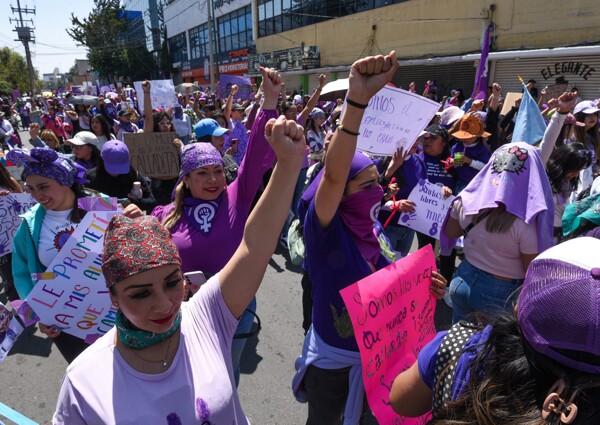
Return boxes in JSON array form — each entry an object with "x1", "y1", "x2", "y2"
[
  {"x1": 518, "y1": 237, "x2": 600, "y2": 373},
  {"x1": 424, "y1": 124, "x2": 449, "y2": 141},
  {"x1": 452, "y1": 113, "x2": 491, "y2": 139},
  {"x1": 231, "y1": 103, "x2": 245, "y2": 111},
  {"x1": 103, "y1": 99, "x2": 112, "y2": 104},
  {"x1": 573, "y1": 100, "x2": 600, "y2": 115},
  {"x1": 194, "y1": 118, "x2": 229, "y2": 139},
  {"x1": 101, "y1": 140, "x2": 130, "y2": 175},
  {"x1": 117, "y1": 109, "x2": 132, "y2": 117},
  {"x1": 293, "y1": 95, "x2": 304, "y2": 105},
  {"x1": 66, "y1": 131, "x2": 100, "y2": 147}
]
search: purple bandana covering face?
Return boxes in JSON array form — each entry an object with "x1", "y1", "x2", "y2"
[
  {"x1": 441, "y1": 142, "x2": 554, "y2": 253},
  {"x1": 173, "y1": 143, "x2": 224, "y2": 199},
  {"x1": 183, "y1": 196, "x2": 221, "y2": 234},
  {"x1": 6, "y1": 147, "x2": 89, "y2": 187}
]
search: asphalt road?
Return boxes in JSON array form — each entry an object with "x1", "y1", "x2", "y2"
[{"x1": 1, "y1": 128, "x2": 452, "y2": 424}]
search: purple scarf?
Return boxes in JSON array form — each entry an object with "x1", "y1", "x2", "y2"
[
  {"x1": 441, "y1": 142, "x2": 554, "y2": 253},
  {"x1": 183, "y1": 196, "x2": 221, "y2": 234},
  {"x1": 7, "y1": 147, "x2": 89, "y2": 187}
]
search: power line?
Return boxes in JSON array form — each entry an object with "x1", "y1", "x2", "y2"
[{"x1": 9, "y1": 0, "x2": 37, "y2": 95}]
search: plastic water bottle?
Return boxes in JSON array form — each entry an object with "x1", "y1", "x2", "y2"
[{"x1": 129, "y1": 181, "x2": 143, "y2": 200}]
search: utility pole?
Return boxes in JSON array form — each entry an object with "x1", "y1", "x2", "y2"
[{"x1": 9, "y1": 0, "x2": 36, "y2": 96}]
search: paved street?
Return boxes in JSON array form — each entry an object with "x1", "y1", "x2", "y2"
[{"x1": 1, "y1": 128, "x2": 452, "y2": 424}]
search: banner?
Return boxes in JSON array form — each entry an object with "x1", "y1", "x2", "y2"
[
  {"x1": 340, "y1": 245, "x2": 437, "y2": 425},
  {"x1": 218, "y1": 74, "x2": 253, "y2": 100},
  {"x1": 0, "y1": 301, "x2": 25, "y2": 363},
  {"x1": 133, "y1": 79, "x2": 178, "y2": 112},
  {"x1": 248, "y1": 46, "x2": 320, "y2": 74},
  {"x1": 0, "y1": 193, "x2": 37, "y2": 258},
  {"x1": 123, "y1": 132, "x2": 180, "y2": 179},
  {"x1": 26, "y1": 211, "x2": 120, "y2": 343},
  {"x1": 355, "y1": 86, "x2": 440, "y2": 157},
  {"x1": 513, "y1": 81, "x2": 547, "y2": 145},
  {"x1": 398, "y1": 180, "x2": 455, "y2": 240}
]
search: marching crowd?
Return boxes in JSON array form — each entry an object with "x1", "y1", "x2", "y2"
[{"x1": 1, "y1": 50, "x2": 600, "y2": 424}]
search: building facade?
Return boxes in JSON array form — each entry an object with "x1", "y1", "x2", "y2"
[
  {"x1": 164, "y1": 0, "x2": 255, "y2": 85},
  {"x1": 252, "y1": 0, "x2": 600, "y2": 99}
]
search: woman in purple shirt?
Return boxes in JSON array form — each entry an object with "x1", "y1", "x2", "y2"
[{"x1": 151, "y1": 67, "x2": 280, "y2": 385}]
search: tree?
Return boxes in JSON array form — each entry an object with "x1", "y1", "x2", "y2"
[
  {"x1": 0, "y1": 47, "x2": 41, "y2": 95},
  {"x1": 67, "y1": 0, "x2": 157, "y2": 82}
]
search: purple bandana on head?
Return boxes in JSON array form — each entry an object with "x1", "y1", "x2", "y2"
[
  {"x1": 183, "y1": 196, "x2": 221, "y2": 234},
  {"x1": 440, "y1": 142, "x2": 554, "y2": 253},
  {"x1": 173, "y1": 143, "x2": 224, "y2": 200},
  {"x1": 7, "y1": 147, "x2": 89, "y2": 187}
]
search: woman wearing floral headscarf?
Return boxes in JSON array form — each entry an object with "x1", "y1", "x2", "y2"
[
  {"x1": 151, "y1": 67, "x2": 280, "y2": 386},
  {"x1": 9, "y1": 147, "x2": 143, "y2": 363}
]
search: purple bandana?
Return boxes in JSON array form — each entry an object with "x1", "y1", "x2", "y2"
[
  {"x1": 183, "y1": 196, "x2": 221, "y2": 234},
  {"x1": 441, "y1": 142, "x2": 554, "y2": 253},
  {"x1": 7, "y1": 147, "x2": 89, "y2": 187},
  {"x1": 173, "y1": 143, "x2": 224, "y2": 200}
]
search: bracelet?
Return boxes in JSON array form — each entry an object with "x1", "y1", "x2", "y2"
[
  {"x1": 346, "y1": 98, "x2": 369, "y2": 109},
  {"x1": 338, "y1": 125, "x2": 360, "y2": 136}
]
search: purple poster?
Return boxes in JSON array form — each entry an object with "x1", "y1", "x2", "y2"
[{"x1": 218, "y1": 74, "x2": 253, "y2": 100}]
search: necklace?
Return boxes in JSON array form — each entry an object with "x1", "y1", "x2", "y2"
[{"x1": 117, "y1": 333, "x2": 174, "y2": 368}]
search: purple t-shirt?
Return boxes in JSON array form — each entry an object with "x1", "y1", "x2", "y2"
[
  {"x1": 53, "y1": 276, "x2": 247, "y2": 425},
  {"x1": 304, "y1": 200, "x2": 390, "y2": 351},
  {"x1": 152, "y1": 109, "x2": 276, "y2": 276},
  {"x1": 420, "y1": 153, "x2": 456, "y2": 192},
  {"x1": 418, "y1": 325, "x2": 492, "y2": 402},
  {"x1": 450, "y1": 141, "x2": 491, "y2": 185}
]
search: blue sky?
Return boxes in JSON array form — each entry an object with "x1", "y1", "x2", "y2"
[{"x1": 0, "y1": 0, "x2": 96, "y2": 75}]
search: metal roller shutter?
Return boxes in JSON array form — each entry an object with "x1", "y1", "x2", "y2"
[
  {"x1": 491, "y1": 56, "x2": 600, "y2": 101},
  {"x1": 392, "y1": 62, "x2": 477, "y2": 99}
]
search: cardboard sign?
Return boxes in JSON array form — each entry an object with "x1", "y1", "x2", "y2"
[
  {"x1": 0, "y1": 194, "x2": 37, "y2": 258},
  {"x1": 500, "y1": 92, "x2": 523, "y2": 116},
  {"x1": 26, "y1": 211, "x2": 119, "y2": 343},
  {"x1": 398, "y1": 180, "x2": 455, "y2": 240},
  {"x1": 219, "y1": 74, "x2": 253, "y2": 100},
  {"x1": 123, "y1": 132, "x2": 180, "y2": 179},
  {"x1": 340, "y1": 245, "x2": 437, "y2": 425},
  {"x1": 133, "y1": 79, "x2": 178, "y2": 112},
  {"x1": 0, "y1": 301, "x2": 24, "y2": 363},
  {"x1": 355, "y1": 86, "x2": 440, "y2": 156},
  {"x1": 544, "y1": 83, "x2": 569, "y2": 101}
]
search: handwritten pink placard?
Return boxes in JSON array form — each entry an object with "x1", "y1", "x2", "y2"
[{"x1": 340, "y1": 245, "x2": 437, "y2": 425}]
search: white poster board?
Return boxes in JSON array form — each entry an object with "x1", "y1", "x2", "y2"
[
  {"x1": 0, "y1": 193, "x2": 37, "y2": 258},
  {"x1": 398, "y1": 179, "x2": 455, "y2": 240},
  {"x1": 26, "y1": 211, "x2": 119, "y2": 343},
  {"x1": 0, "y1": 301, "x2": 24, "y2": 363},
  {"x1": 133, "y1": 79, "x2": 178, "y2": 112},
  {"x1": 355, "y1": 86, "x2": 440, "y2": 156}
]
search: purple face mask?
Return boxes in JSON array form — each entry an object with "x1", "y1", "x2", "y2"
[{"x1": 339, "y1": 184, "x2": 384, "y2": 265}]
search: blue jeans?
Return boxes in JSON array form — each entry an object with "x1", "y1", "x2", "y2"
[
  {"x1": 232, "y1": 296, "x2": 257, "y2": 386},
  {"x1": 384, "y1": 225, "x2": 415, "y2": 257},
  {"x1": 450, "y1": 260, "x2": 522, "y2": 324}
]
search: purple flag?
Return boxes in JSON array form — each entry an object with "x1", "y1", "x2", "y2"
[{"x1": 471, "y1": 24, "x2": 491, "y2": 101}]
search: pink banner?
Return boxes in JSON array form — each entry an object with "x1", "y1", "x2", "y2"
[{"x1": 340, "y1": 245, "x2": 437, "y2": 425}]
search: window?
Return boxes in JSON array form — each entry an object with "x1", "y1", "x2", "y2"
[
  {"x1": 168, "y1": 32, "x2": 188, "y2": 63},
  {"x1": 216, "y1": 5, "x2": 254, "y2": 56}
]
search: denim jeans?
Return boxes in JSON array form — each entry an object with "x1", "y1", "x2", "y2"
[
  {"x1": 384, "y1": 225, "x2": 415, "y2": 258},
  {"x1": 232, "y1": 296, "x2": 257, "y2": 386},
  {"x1": 449, "y1": 260, "x2": 523, "y2": 324}
]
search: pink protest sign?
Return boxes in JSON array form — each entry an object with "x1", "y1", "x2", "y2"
[{"x1": 340, "y1": 245, "x2": 437, "y2": 425}]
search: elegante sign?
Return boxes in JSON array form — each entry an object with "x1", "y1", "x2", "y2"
[
  {"x1": 248, "y1": 46, "x2": 321, "y2": 73},
  {"x1": 540, "y1": 61, "x2": 596, "y2": 81}
]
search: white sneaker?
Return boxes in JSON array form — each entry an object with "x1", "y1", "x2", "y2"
[{"x1": 443, "y1": 289, "x2": 453, "y2": 309}]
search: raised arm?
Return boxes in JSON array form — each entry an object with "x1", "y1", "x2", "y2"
[
  {"x1": 314, "y1": 52, "x2": 398, "y2": 229},
  {"x1": 223, "y1": 84, "x2": 238, "y2": 124},
  {"x1": 539, "y1": 92, "x2": 577, "y2": 166},
  {"x1": 220, "y1": 113, "x2": 305, "y2": 318},
  {"x1": 142, "y1": 80, "x2": 154, "y2": 133},
  {"x1": 298, "y1": 74, "x2": 326, "y2": 124}
]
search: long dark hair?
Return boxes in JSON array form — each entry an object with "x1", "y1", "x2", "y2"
[
  {"x1": 546, "y1": 143, "x2": 592, "y2": 194},
  {"x1": 91, "y1": 114, "x2": 113, "y2": 140},
  {"x1": 0, "y1": 161, "x2": 20, "y2": 192},
  {"x1": 573, "y1": 112, "x2": 600, "y2": 160},
  {"x1": 152, "y1": 111, "x2": 171, "y2": 133},
  {"x1": 431, "y1": 312, "x2": 600, "y2": 424}
]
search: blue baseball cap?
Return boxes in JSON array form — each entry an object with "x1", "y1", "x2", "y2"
[{"x1": 194, "y1": 118, "x2": 229, "y2": 139}]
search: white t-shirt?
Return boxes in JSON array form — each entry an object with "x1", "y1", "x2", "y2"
[
  {"x1": 38, "y1": 209, "x2": 76, "y2": 267},
  {"x1": 96, "y1": 133, "x2": 116, "y2": 150},
  {"x1": 53, "y1": 275, "x2": 247, "y2": 425}
]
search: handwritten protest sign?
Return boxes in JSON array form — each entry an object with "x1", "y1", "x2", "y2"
[
  {"x1": 340, "y1": 245, "x2": 437, "y2": 425},
  {"x1": 355, "y1": 86, "x2": 440, "y2": 156},
  {"x1": 123, "y1": 132, "x2": 180, "y2": 179},
  {"x1": 0, "y1": 301, "x2": 24, "y2": 363},
  {"x1": 219, "y1": 74, "x2": 253, "y2": 100},
  {"x1": 398, "y1": 180, "x2": 455, "y2": 240},
  {"x1": 0, "y1": 194, "x2": 37, "y2": 258},
  {"x1": 133, "y1": 79, "x2": 178, "y2": 112},
  {"x1": 26, "y1": 211, "x2": 119, "y2": 343},
  {"x1": 544, "y1": 83, "x2": 569, "y2": 101}
]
